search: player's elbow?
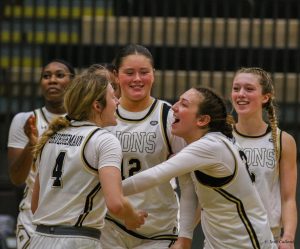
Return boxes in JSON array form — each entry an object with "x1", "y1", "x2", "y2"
[{"x1": 106, "y1": 199, "x2": 125, "y2": 217}]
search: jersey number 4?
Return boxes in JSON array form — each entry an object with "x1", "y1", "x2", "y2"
[{"x1": 52, "y1": 151, "x2": 66, "y2": 187}]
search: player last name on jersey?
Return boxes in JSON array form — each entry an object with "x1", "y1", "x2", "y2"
[{"x1": 48, "y1": 133, "x2": 84, "y2": 146}]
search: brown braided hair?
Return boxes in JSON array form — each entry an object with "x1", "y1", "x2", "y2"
[{"x1": 194, "y1": 86, "x2": 234, "y2": 139}]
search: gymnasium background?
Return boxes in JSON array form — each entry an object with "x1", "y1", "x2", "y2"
[{"x1": 0, "y1": 0, "x2": 299, "y2": 248}]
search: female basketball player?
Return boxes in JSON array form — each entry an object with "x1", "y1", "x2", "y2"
[
  {"x1": 100, "y1": 44, "x2": 193, "y2": 249},
  {"x1": 29, "y1": 71, "x2": 147, "y2": 249},
  {"x1": 122, "y1": 86, "x2": 277, "y2": 249},
  {"x1": 7, "y1": 59, "x2": 75, "y2": 249},
  {"x1": 231, "y1": 67, "x2": 297, "y2": 249}
]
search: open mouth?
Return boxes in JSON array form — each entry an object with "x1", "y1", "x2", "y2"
[
  {"x1": 173, "y1": 117, "x2": 180, "y2": 124},
  {"x1": 236, "y1": 99, "x2": 249, "y2": 105}
]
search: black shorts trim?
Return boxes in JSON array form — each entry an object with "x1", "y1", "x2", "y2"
[
  {"x1": 105, "y1": 216, "x2": 177, "y2": 241},
  {"x1": 36, "y1": 225, "x2": 101, "y2": 240}
]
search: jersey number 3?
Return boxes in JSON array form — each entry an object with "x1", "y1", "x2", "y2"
[{"x1": 52, "y1": 151, "x2": 66, "y2": 187}]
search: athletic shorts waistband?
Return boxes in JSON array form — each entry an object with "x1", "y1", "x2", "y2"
[{"x1": 36, "y1": 225, "x2": 101, "y2": 240}]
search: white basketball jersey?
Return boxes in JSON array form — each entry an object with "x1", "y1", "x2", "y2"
[
  {"x1": 32, "y1": 123, "x2": 120, "y2": 229},
  {"x1": 192, "y1": 134, "x2": 275, "y2": 249},
  {"x1": 122, "y1": 132, "x2": 276, "y2": 248},
  {"x1": 106, "y1": 99, "x2": 179, "y2": 238},
  {"x1": 233, "y1": 126, "x2": 282, "y2": 229},
  {"x1": 20, "y1": 108, "x2": 63, "y2": 212}
]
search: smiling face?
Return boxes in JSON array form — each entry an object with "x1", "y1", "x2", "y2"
[
  {"x1": 117, "y1": 54, "x2": 154, "y2": 103},
  {"x1": 40, "y1": 62, "x2": 73, "y2": 105},
  {"x1": 171, "y1": 89, "x2": 205, "y2": 143},
  {"x1": 231, "y1": 73, "x2": 270, "y2": 118}
]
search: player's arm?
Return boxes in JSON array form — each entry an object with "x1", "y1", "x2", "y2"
[
  {"x1": 193, "y1": 204, "x2": 201, "y2": 227},
  {"x1": 93, "y1": 133, "x2": 147, "y2": 229},
  {"x1": 8, "y1": 115, "x2": 38, "y2": 185},
  {"x1": 31, "y1": 173, "x2": 40, "y2": 214},
  {"x1": 170, "y1": 238, "x2": 192, "y2": 249},
  {"x1": 99, "y1": 166, "x2": 147, "y2": 230},
  {"x1": 122, "y1": 146, "x2": 206, "y2": 196},
  {"x1": 279, "y1": 131, "x2": 297, "y2": 247},
  {"x1": 170, "y1": 174, "x2": 198, "y2": 249}
]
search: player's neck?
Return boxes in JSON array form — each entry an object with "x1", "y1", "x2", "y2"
[
  {"x1": 235, "y1": 118, "x2": 268, "y2": 136},
  {"x1": 45, "y1": 102, "x2": 65, "y2": 114},
  {"x1": 120, "y1": 96, "x2": 154, "y2": 112}
]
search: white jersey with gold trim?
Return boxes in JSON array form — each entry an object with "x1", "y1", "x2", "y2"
[
  {"x1": 233, "y1": 126, "x2": 282, "y2": 231},
  {"x1": 123, "y1": 132, "x2": 276, "y2": 249},
  {"x1": 32, "y1": 121, "x2": 122, "y2": 229},
  {"x1": 105, "y1": 99, "x2": 185, "y2": 238}
]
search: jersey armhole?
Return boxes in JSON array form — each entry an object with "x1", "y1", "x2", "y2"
[
  {"x1": 277, "y1": 129, "x2": 282, "y2": 163},
  {"x1": 162, "y1": 103, "x2": 173, "y2": 156}
]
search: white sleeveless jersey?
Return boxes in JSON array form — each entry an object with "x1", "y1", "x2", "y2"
[
  {"x1": 32, "y1": 122, "x2": 122, "y2": 229},
  {"x1": 233, "y1": 126, "x2": 282, "y2": 230},
  {"x1": 122, "y1": 132, "x2": 276, "y2": 249},
  {"x1": 192, "y1": 134, "x2": 275, "y2": 249},
  {"x1": 106, "y1": 99, "x2": 183, "y2": 238}
]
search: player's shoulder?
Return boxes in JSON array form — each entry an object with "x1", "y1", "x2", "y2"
[
  {"x1": 92, "y1": 129, "x2": 122, "y2": 153},
  {"x1": 11, "y1": 110, "x2": 34, "y2": 124},
  {"x1": 13, "y1": 110, "x2": 34, "y2": 118},
  {"x1": 198, "y1": 132, "x2": 231, "y2": 150},
  {"x1": 157, "y1": 99, "x2": 174, "y2": 117},
  {"x1": 93, "y1": 128, "x2": 119, "y2": 142},
  {"x1": 157, "y1": 98, "x2": 172, "y2": 107},
  {"x1": 281, "y1": 130, "x2": 296, "y2": 147}
]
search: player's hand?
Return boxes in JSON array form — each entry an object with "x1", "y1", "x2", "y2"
[
  {"x1": 170, "y1": 237, "x2": 192, "y2": 249},
  {"x1": 124, "y1": 210, "x2": 148, "y2": 230},
  {"x1": 24, "y1": 115, "x2": 38, "y2": 146}
]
